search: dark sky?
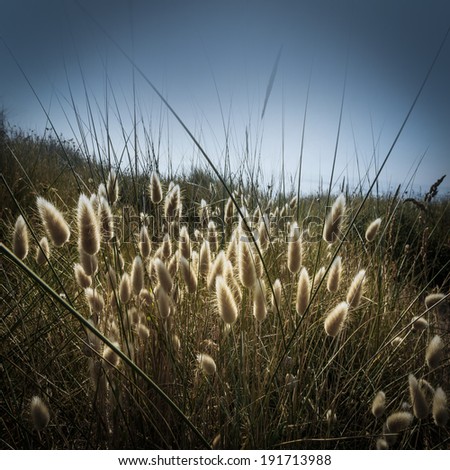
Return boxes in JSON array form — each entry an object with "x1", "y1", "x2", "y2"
[{"x1": 1, "y1": 0, "x2": 450, "y2": 194}]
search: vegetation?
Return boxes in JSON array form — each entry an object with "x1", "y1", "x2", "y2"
[{"x1": 1, "y1": 102, "x2": 449, "y2": 451}]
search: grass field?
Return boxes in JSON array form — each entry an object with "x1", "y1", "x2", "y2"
[{"x1": 1, "y1": 97, "x2": 449, "y2": 450}]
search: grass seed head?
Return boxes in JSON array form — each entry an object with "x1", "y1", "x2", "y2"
[
  {"x1": 376, "y1": 438, "x2": 389, "y2": 450},
  {"x1": 98, "y1": 197, "x2": 114, "y2": 241},
  {"x1": 425, "y1": 293, "x2": 447, "y2": 316},
  {"x1": 179, "y1": 226, "x2": 191, "y2": 260},
  {"x1": 77, "y1": 194, "x2": 100, "y2": 256},
  {"x1": 131, "y1": 256, "x2": 144, "y2": 296},
  {"x1": 272, "y1": 278, "x2": 282, "y2": 313},
  {"x1": 371, "y1": 391, "x2": 386, "y2": 419},
  {"x1": 199, "y1": 240, "x2": 211, "y2": 278},
  {"x1": 103, "y1": 342, "x2": 121, "y2": 370},
  {"x1": 36, "y1": 196, "x2": 70, "y2": 247},
  {"x1": 296, "y1": 267, "x2": 310, "y2": 315},
  {"x1": 139, "y1": 225, "x2": 151, "y2": 259},
  {"x1": 253, "y1": 278, "x2": 267, "y2": 322},
  {"x1": 85, "y1": 288, "x2": 104, "y2": 315},
  {"x1": 119, "y1": 272, "x2": 132, "y2": 304},
  {"x1": 36, "y1": 236, "x2": 50, "y2": 265},
  {"x1": 425, "y1": 335, "x2": 444, "y2": 370},
  {"x1": 30, "y1": 396, "x2": 50, "y2": 431},
  {"x1": 164, "y1": 184, "x2": 181, "y2": 220},
  {"x1": 208, "y1": 251, "x2": 226, "y2": 290},
  {"x1": 408, "y1": 374, "x2": 429, "y2": 419},
  {"x1": 13, "y1": 215, "x2": 29, "y2": 260},
  {"x1": 386, "y1": 411, "x2": 413, "y2": 433},
  {"x1": 74, "y1": 263, "x2": 92, "y2": 289},
  {"x1": 106, "y1": 169, "x2": 119, "y2": 205},
  {"x1": 197, "y1": 353, "x2": 216, "y2": 376},
  {"x1": 346, "y1": 269, "x2": 366, "y2": 309},
  {"x1": 287, "y1": 222, "x2": 302, "y2": 274},
  {"x1": 155, "y1": 258, "x2": 173, "y2": 294},
  {"x1": 432, "y1": 387, "x2": 448, "y2": 427},
  {"x1": 323, "y1": 193, "x2": 346, "y2": 244},
  {"x1": 207, "y1": 220, "x2": 218, "y2": 252},
  {"x1": 155, "y1": 284, "x2": 171, "y2": 319},
  {"x1": 411, "y1": 316, "x2": 428, "y2": 332},
  {"x1": 216, "y1": 275, "x2": 238, "y2": 325},
  {"x1": 324, "y1": 301, "x2": 349, "y2": 337},
  {"x1": 180, "y1": 256, "x2": 197, "y2": 293},
  {"x1": 149, "y1": 172, "x2": 163, "y2": 204},
  {"x1": 365, "y1": 217, "x2": 382, "y2": 242},
  {"x1": 238, "y1": 241, "x2": 257, "y2": 289},
  {"x1": 327, "y1": 256, "x2": 342, "y2": 293}
]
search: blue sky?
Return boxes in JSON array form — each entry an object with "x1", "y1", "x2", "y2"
[{"x1": 1, "y1": 0, "x2": 450, "y2": 195}]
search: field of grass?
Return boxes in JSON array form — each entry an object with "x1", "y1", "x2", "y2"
[{"x1": 1, "y1": 104, "x2": 449, "y2": 451}]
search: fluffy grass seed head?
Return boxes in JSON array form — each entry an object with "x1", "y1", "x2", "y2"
[
  {"x1": 386, "y1": 411, "x2": 414, "y2": 433},
  {"x1": 199, "y1": 239, "x2": 211, "y2": 277},
  {"x1": 131, "y1": 256, "x2": 144, "y2": 295},
  {"x1": 287, "y1": 222, "x2": 302, "y2": 274},
  {"x1": 296, "y1": 267, "x2": 310, "y2": 315},
  {"x1": 371, "y1": 391, "x2": 386, "y2": 419},
  {"x1": 313, "y1": 266, "x2": 326, "y2": 290},
  {"x1": 425, "y1": 293, "x2": 447, "y2": 316},
  {"x1": 85, "y1": 287, "x2": 104, "y2": 316},
  {"x1": 141, "y1": 242, "x2": 154, "y2": 270},
  {"x1": 327, "y1": 256, "x2": 342, "y2": 292},
  {"x1": 77, "y1": 194, "x2": 100, "y2": 256},
  {"x1": 197, "y1": 353, "x2": 217, "y2": 376},
  {"x1": 164, "y1": 184, "x2": 181, "y2": 219},
  {"x1": 426, "y1": 335, "x2": 444, "y2": 370},
  {"x1": 376, "y1": 438, "x2": 389, "y2": 450},
  {"x1": 224, "y1": 197, "x2": 234, "y2": 226},
  {"x1": 79, "y1": 246, "x2": 98, "y2": 276},
  {"x1": 272, "y1": 278, "x2": 282, "y2": 313},
  {"x1": 74, "y1": 263, "x2": 92, "y2": 289},
  {"x1": 216, "y1": 275, "x2": 238, "y2": 325},
  {"x1": 162, "y1": 233, "x2": 172, "y2": 259},
  {"x1": 324, "y1": 301, "x2": 349, "y2": 337},
  {"x1": 30, "y1": 396, "x2": 50, "y2": 431},
  {"x1": 155, "y1": 257, "x2": 173, "y2": 293},
  {"x1": 432, "y1": 387, "x2": 448, "y2": 427},
  {"x1": 106, "y1": 169, "x2": 119, "y2": 205},
  {"x1": 346, "y1": 269, "x2": 366, "y2": 309},
  {"x1": 323, "y1": 193, "x2": 346, "y2": 244},
  {"x1": 411, "y1": 316, "x2": 428, "y2": 332},
  {"x1": 408, "y1": 374, "x2": 429, "y2": 419},
  {"x1": 365, "y1": 217, "x2": 382, "y2": 242},
  {"x1": 207, "y1": 251, "x2": 226, "y2": 290},
  {"x1": 36, "y1": 196, "x2": 70, "y2": 247},
  {"x1": 119, "y1": 272, "x2": 132, "y2": 304},
  {"x1": 36, "y1": 236, "x2": 50, "y2": 265},
  {"x1": 149, "y1": 172, "x2": 163, "y2": 204},
  {"x1": 155, "y1": 284, "x2": 171, "y2": 319},
  {"x1": 98, "y1": 197, "x2": 114, "y2": 241},
  {"x1": 207, "y1": 220, "x2": 218, "y2": 253},
  {"x1": 13, "y1": 215, "x2": 29, "y2": 260},
  {"x1": 253, "y1": 278, "x2": 267, "y2": 322},
  {"x1": 180, "y1": 256, "x2": 197, "y2": 293},
  {"x1": 102, "y1": 341, "x2": 121, "y2": 371},
  {"x1": 179, "y1": 225, "x2": 191, "y2": 259},
  {"x1": 238, "y1": 241, "x2": 257, "y2": 289}
]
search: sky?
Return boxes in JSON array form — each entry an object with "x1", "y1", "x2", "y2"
[{"x1": 1, "y1": 0, "x2": 450, "y2": 195}]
